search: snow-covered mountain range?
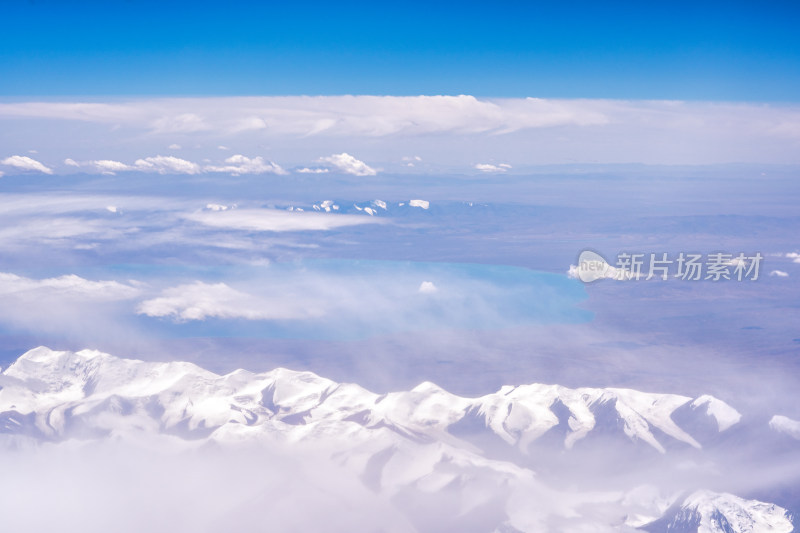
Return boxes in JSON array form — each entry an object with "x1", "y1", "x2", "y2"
[{"x1": 0, "y1": 347, "x2": 795, "y2": 532}]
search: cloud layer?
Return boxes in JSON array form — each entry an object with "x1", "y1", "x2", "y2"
[
  {"x1": 0, "y1": 96, "x2": 609, "y2": 137},
  {"x1": 2, "y1": 96, "x2": 800, "y2": 170}
]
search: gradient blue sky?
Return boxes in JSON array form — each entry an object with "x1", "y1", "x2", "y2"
[{"x1": 2, "y1": 0, "x2": 799, "y2": 99}]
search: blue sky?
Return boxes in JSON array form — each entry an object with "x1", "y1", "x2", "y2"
[{"x1": 2, "y1": 0, "x2": 799, "y2": 99}]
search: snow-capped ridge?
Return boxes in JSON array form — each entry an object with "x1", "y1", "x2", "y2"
[
  {"x1": 0, "y1": 347, "x2": 788, "y2": 533},
  {"x1": 0, "y1": 347, "x2": 742, "y2": 456}
]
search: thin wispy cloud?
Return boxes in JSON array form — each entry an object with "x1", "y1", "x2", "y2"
[
  {"x1": 0, "y1": 272, "x2": 142, "y2": 340},
  {"x1": 63, "y1": 154, "x2": 286, "y2": 176},
  {"x1": 0, "y1": 96, "x2": 609, "y2": 136},
  {"x1": 137, "y1": 281, "x2": 321, "y2": 321},
  {"x1": 0, "y1": 272, "x2": 140, "y2": 300},
  {"x1": 151, "y1": 112, "x2": 209, "y2": 133},
  {"x1": 0, "y1": 217, "x2": 127, "y2": 247}
]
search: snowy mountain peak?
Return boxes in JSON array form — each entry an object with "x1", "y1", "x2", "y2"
[
  {"x1": 691, "y1": 394, "x2": 742, "y2": 432},
  {"x1": 644, "y1": 490, "x2": 794, "y2": 533}
]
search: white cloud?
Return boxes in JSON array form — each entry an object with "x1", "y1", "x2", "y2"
[
  {"x1": 1, "y1": 155, "x2": 53, "y2": 174},
  {"x1": 64, "y1": 158, "x2": 80, "y2": 167},
  {"x1": 168, "y1": 144, "x2": 182, "y2": 150},
  {"x1": 0, "y1": 272, "x2": 140, "y2": 300},
  {"x1": 134, "y1": 155, "x2": 201, "y2": 175},
  {"x1": 0, "y1": 217, "x2": 126, "y2": 247},
  {"x1": 137, "y1": 281, "x2": 318, "y2": 321},
  {"x1": 204, "y1": 155, "x2": 287, "y2": 175},
  {"x1": 786, "y1": 252, "x2": 800, "y2": 264},
  {"x1": 0, "y1": 193, "x2": 178, "y2": 217},
  {"x1": 0, "y1": 170, "x2": 3, "y2": 178},
  {"x1": 185, "y1": 208, "x2": 387, "y2": 232},
  {"x1": 769, "y1": 270, "x2": 789, "y2": 277},
  {"x1": 93, "y1": 159, "x2": 134, "y2": 175},
  {"x1": 296, "y1": 167, "x2": 329, "y2": 174},
  {"x1": 318, "y1": 153, "x2": 377, "y2": 176},
  {"x1": 418, "y1": 281, "x2": 438, "y2": 294},
  {"x1": 409, "y1": 199, "x2": 429, "y2": 209},
  {"x1": 475, "y1": 163, "x2": 511, "y2": 172}
]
